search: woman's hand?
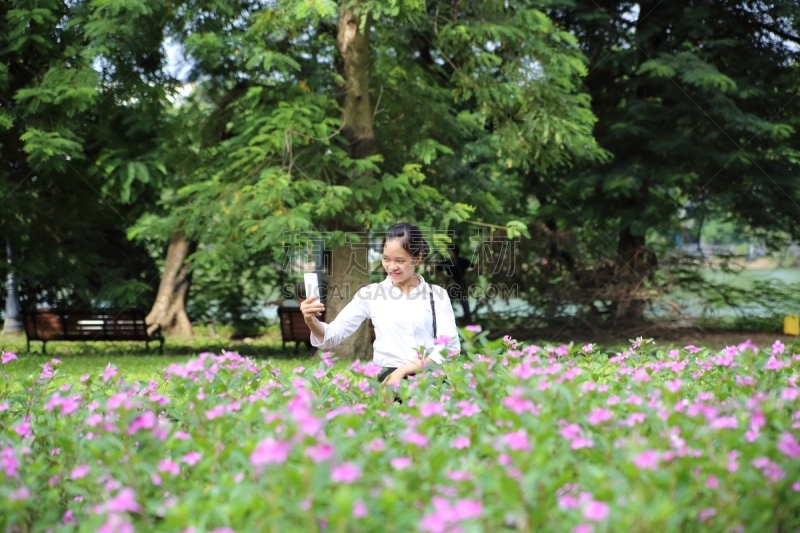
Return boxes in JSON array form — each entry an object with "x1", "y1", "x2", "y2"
[
  {"x1": 300, "y1": 295, "x2": 325, "y2": 323},
  {"x1": 382, "y1": 369, "x2": 406, "y2": 386}
]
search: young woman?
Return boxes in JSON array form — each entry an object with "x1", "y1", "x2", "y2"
[{"x1": 300, "y1": 222, "x2": 461, "y2": 385}]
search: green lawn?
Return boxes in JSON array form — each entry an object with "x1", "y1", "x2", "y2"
[
  {"x1": 0, "y1": 326, "x2": 321, "y2": 389},
  {"x1": 4, "y1": 325, "x2": 799, "y2": 390}
]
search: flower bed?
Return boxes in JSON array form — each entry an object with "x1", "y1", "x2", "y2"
[{"x1": 1, "y1": 333, "x2": 799, "y2": 532}]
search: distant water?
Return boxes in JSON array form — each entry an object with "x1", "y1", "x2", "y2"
[{"x1": 262, "y1": 268, "x2": 800, "y2": 321}]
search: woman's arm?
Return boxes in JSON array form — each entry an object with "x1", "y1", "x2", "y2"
[
  {"x1": 301, "y1": 289, "x2": 370, "y2": 351},
  {"x1": 383, "y1": 287, "x2": 461, "y2": 384}
]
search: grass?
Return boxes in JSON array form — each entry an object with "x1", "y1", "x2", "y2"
[
  {"x1": 4, "y1": 322, "x2": 799, "y2": 390},
  {"x1": 0, "y1": 324, "x2": 319, "y2": 390}
]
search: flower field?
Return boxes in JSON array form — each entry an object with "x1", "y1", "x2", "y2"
[{"x1": 1, "y1": 331, "x2": 799, "y2": 533}]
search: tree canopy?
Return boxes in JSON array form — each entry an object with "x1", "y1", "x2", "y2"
[{"x1": 2, "y1": 0, "x2": 799, "y2": 346}]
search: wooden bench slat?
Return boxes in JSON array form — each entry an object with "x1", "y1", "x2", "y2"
[
  {"x1": 277, "y1": 306, "x2": 375, "y2": 353},
  {"x1": 22, "y1": 310, "x2": 164, "y2": 354}
]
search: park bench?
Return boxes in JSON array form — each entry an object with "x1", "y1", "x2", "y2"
[
  {"x1": 22, "y1": 310, "x2": 164, "y2": 354},
  {"x1": 276, "y1": 306, "x2": 376, "y2": 353}
]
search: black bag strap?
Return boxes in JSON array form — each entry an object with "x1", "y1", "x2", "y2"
[{"x1": 430, "y1": 290, "x2": 437, "y2": 338}]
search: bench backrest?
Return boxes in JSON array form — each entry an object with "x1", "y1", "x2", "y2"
[
  {"x1": 277, "y1": 307, "x2": 314, "y2": 342},
  {"x1": 276, "y1": 307, "x2": 376, "y2": 343},
  {"x1": 23, "y1": 310, "x2": 152, "y2": 341}
]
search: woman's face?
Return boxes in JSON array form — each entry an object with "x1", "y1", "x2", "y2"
[{"x1": 382, "y1": 239, "x2": 420, "y2": 285}]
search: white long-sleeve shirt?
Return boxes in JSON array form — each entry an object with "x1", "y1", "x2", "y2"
[{"x1": 310, "y1": 273, "x2": 461, "y2": 368}]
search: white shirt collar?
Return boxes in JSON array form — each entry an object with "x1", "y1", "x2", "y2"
[{"x1": 381, "y1": 273, "x2": 431, "y2": 296}]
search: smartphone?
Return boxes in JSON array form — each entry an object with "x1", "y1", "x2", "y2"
[{"x1": 303, "y1": 272, "x2": 320, "y2": 301}]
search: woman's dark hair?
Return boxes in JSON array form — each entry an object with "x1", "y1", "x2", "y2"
[{"x1": 382, "y1": 222, "x2": 430, "y2": 259}]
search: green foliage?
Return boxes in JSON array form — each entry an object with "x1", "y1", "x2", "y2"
[{"x1": 0, "y1": 0, "x2": 177, "y2": 309}]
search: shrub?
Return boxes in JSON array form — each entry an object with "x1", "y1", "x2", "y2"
[{"x1": 1, "y1": 332, "x2": 799, "y2": 532}]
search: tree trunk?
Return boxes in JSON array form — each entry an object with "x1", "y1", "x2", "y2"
[
  {"x1": 322, "y1": 2, "x2": 376, "y2": 361},
  {"x1": 613, "y1": 226, "x2": 653, "y2": 323},
  {"x1": 324, "y1": 240, "x2": 372, "y2": 360},
  {"x1": 336, "y1": 4, "x2": 377, "y2": 160},
  {"x1": 146, "y1": 231, "x2": 197, "y2": 337}
]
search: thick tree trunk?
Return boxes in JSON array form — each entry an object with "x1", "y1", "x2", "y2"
[
  {"x1": 613, "y1": 226, "x2": 653, "y2": 323},
  {"x1": 336, "y1": 5, "x2": 377, "y2": 160},
  {"x1": 324, "y1": 241, "x2": 372, "y2": 360},
  {"x1": 323, "y1": 2, "x2": 376, "y2": 360},
  {"x1": 146, "y1": 231, "x2": 197, "y2": 337}
]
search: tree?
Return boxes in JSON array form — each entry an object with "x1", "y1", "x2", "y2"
[
  {"x1": 140, "y1": 0, "x2": 604, "y2": 355},
  {"x1": 0, "y1": 0, "x2": 174, "y2": 313},
  {"x1": 545, "y1": 0, "x2": 800, "y2": 323}
]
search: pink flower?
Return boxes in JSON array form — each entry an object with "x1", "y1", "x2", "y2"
[
  {"x1": 251, "y1": 438, "x2": 291, "y2": 466},
  {"x1": 587, "y1": 408, "x2": 613, "y2": 425},
  {"x1": 331, "y1": 462, "x2": 361, "y2": 483},
  {"x1": 158, "y1": 459, "x2": 180, "y2": 475},
  {"x1": 560, "y1": 423, "x2": 583, "y2": 440},
  {"x1": 128, "y1": 411, "x2": 157, "y2": 435},
  {"x1": 572, "y1": 525, "x2": 594, "y2": 533},
  {"x1": 1, "y1": 352, "x2": 18, "y2": 364},
  {"x1": 39, "y1": 363, "x2": 54, "y2": 379},
  {"x1": 453, "y1": 499, "x2": 483, "y2": 519},
  {"x1": 777, "y1": 432, "x2": 800, "y2": 458},
  {"x1": 710, "y1": 416, "x2": 738, "y2": 430},
  {"x1": 9, "y1": 486, "x2": 29, "y2": 501},
  {"x1": 205, "y1": 405, "x2": 226, "y2": 420},
  {"x1": 2, "y1": 448, "x2": 20, "y2": 477},
  {"x1": 366, "y1": 439, "x2": 384, "y2": 452},
  {"x1": 14, "y1": 420, "x2": 32, "y2": 438},
  {"x1": 434, "y1": 335, "x2": 452, "y2": 346},
  {"x1": 558, "y1": 493, "x2": 580, "y2": 510},
  {"x1": 403, "y1": 431, "x2": 429, "y2": 447},
  {"x1": 503, "y1": 394, "x2": 537, "y2": 414},
  {"x1": 390, "y1": 457, "x2": 412, "y2": 470},
  {"x1": 633, "y1": 450, "x2": 660, "y2": 470},
  {"x1": 450, "y1": 436, "x2": 470, "y2": 449},
  {"x1": 698, "y1": 508, "x2": 716, "y2": 521},
  {"x1": 465, "y1": 325, "x2": 482, "y2": 333},
  {"x1": 102, "y1": 364, "x2": 118, "y2": 383},
  {"x1": 582, "y1": 500, "x2": 609, "y2": 521},
  {"x1": 181, "y1": 451, "x2": 202, "y2": 466},
  {"x1": 419, "y1": 402, "x2": 445, "y2": 418},
  {"x1": 458, "y1": 402, "x2": 481, "y2": 417},
  {"x1": 305, "y1": 443, "x2": 334, "y2": 463},
  {"x1": 752, "y1": 457, "x2": 785, "y2": 482},
  {"x1": 765, "y1": 356, "x2": 786, "y2": 370},
  {"x1": 570, "y1": 437, "x2": 594, "y2": 450},
  {"x1": 446, "y1": 470, "x2": 473, "y2": 481},
  {"x1": 353, "y1": 499, "x2": 368, "y2": 518},
  {"x1": 96, "y1": 487, "x2": 141, "y2": 514},
  {"x1": 70, "y1": 465, "x2": 90, "y2": 480},
  {"x1": 625, "y1": 413, "x2": 646, "y2": 427},
  {"x1": 97, "y1": 514, "x2": 134, "y2": 533},
  {"x1": 504, "y1": 429, "x2": 531, "y2": 451},
  {"x1": 63, "y1": 509, "x2": 77, "y2": 524},
  {"x1": 772, "y1": 340, "x2": 785, "y2": 355}
]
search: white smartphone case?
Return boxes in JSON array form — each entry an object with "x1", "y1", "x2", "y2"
[{"x1": 303, "y1": 273, "x2": 320, "y2": 300}]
